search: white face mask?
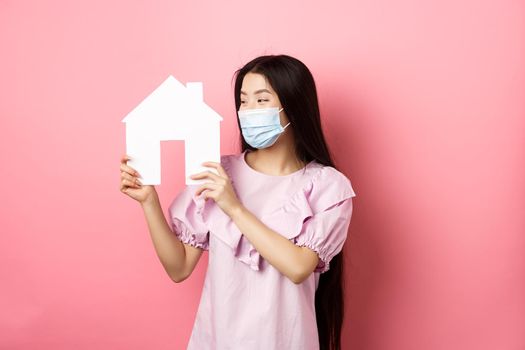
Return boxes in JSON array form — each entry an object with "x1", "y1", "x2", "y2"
[{"x1": 237, "y1": 107, "x2": 290, "y2": 149}]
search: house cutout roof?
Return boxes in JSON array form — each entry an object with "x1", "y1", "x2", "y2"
[{"x1": 122, "y1": 75, "x2": 223, "y2": 123}]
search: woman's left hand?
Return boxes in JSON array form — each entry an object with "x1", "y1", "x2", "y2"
[{"x1": 190, "y1": 162, "x2": 243, "y2": 218}]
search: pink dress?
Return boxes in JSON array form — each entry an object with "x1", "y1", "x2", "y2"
[{"x1": 168, "y1": 150, "x2": 356, "y2": 349}]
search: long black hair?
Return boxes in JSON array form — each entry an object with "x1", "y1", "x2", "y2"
[{"x1": 233, "y1": 54, "x2": 347, "y2": 350}]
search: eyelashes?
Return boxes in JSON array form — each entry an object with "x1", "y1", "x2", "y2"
[{"x1": 240, "y1": 99, "x2": 269, "y2": 104}]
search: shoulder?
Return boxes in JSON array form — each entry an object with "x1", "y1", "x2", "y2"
[
  {"x1": 320, "y1": 165, "x2": 353, "y2": 185},
  {"x1": 220, "y1": 153, "x2": 239, "y2": 164},
  {"x1": 220, "y1": 152, "x2": 240, "y2": 168},
  {"x1": 305, "y1": 164, "x2": 356, "y2": 212},
  {"x1": 311, "y1": 164, "x2": 355, "y2": 194},
  {"x1": 219, "y1": 153, "x2": 244, "y2": 179}
]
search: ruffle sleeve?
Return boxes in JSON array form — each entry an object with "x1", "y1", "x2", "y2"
[
  {"x1": 294, "y1": 197, "x2": 354, "y2": 273},
  {"x1": 165, "y1": 155, "x2": 251, "y2": 266},
  {"x1": 256, "y1": 165, "x2": 356, "y2": 273},
  {"x1": 167, "y1": 184, "x2": 210, "y2": 250},
  {"x1": 193, "y1": 155, "x2": 258, "y2": 269},
  {"x1": 184, "y1": 156, "x2": 357, "y2": 273}
]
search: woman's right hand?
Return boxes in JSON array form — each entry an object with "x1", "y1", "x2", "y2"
[{"x1": 120, "y1": 155, "x2": 157, "y2": 204}]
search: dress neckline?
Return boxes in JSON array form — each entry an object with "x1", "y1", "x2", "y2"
[{"x1": 240, "y1": 150, "x2": 313, "y2": 178}]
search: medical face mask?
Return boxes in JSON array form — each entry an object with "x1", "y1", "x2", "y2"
[{"x1": 237, "y1": 107, "x2": 291, "y2": 149}]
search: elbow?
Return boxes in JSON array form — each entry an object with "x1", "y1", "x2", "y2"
[
  {"x1": 169, "y1": 271, "x2": 188, "y2": 283},
  {"x1": 290, "y1": 270, "x2": 310, "y2": 285},
  {"x1": 171, "y1": 275, "x2": 186, "y2": 283},
  {"x1": 289, "y1": 248, "x2": 318, "y2": 284},
  {"x1": 290, "y1": 276, "x2": 303, "y2": 285}
]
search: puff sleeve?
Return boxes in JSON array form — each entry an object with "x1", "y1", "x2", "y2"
[
  {"x1": 167, "y1": 185, "x2": 210, "y2": 250},
  {"x1": 294, "y1": 197, "x2": 354, "y2": 273},
  {"x1": 292, "y1": 167, "x2": 356, "y2": 273}
]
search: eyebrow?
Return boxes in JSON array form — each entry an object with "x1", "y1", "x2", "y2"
[{"x1": 240, "y1": 89, "x2": 273, "y2": 95}]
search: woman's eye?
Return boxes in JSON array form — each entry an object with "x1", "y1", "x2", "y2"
[
  {"x1": 258, "y1": 99, "x2": 269, "y2": 103},
  {"x1": 240, "y1": 101, "x2": 246, "y2": 104}
]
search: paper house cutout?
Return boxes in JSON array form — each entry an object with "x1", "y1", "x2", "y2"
[{"x1": 122, "y1": 75, "x2": 223, "y2": 185}]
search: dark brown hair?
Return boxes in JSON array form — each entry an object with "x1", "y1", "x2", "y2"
[{"x1": 233, "y1": 54, "x2": 347, "y2": 350}]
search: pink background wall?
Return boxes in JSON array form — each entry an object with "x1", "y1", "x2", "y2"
[{"x1": 1, "y1": 1, "x2": 524, "y2": 349}]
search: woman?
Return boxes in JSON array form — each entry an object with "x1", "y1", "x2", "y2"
[{"x1": 119, "y1": 54, "x2": 356, "y2": 350}]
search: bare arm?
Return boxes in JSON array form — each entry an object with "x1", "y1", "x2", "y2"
[
  {"x1": 120, "y1": 154, "x2": 203, "y2": 283},
  {"x1": 141, "y1": 194, "x2": 204, "y2": 283},
  {"x1": 230, "y1": 205, "x2": 319, "y2": 284},
  {"x1": 188, "y1": 161, "x2": 319, "y2": 284}
]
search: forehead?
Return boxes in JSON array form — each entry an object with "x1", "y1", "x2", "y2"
[{"x1": 240, "y1": 72, "x2": 275, "y2": 94}]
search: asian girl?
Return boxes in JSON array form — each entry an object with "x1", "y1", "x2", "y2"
[{"x1": 119, "y1": 54, "x2": 356, "y2": 350}]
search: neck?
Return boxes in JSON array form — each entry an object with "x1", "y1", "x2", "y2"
[{"x1": 246, "y1": 131, "x2": 306, "y2": 176}]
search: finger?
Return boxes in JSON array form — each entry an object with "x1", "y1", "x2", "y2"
[
  {"x1": 121, "y1": 172, "x2": 141, "y2": 185},
  {"x1": 121, "y1": 155, "x2": 132, "y2": 164},
  {"x1": 120, "y1": 163, "x2": 140, "y2": 177},
  {"x1": 202, "y1": 162, "x2": 228, "y2": 179},
  {"x1": 120, "y1": 182, "x2": 131, "y2": 192},
  {"x1": 194, "y1": 182, "x2": 220, "y2": 197},
  {"x1": 120, "y1": 155, "x2": 142, "y2": 177},
  {"x1": 123, "y1": 178, "x2": 141, "y2": 188},
  {"x1": 190, "y1": 170, "x2": 222, "y2": 182}
]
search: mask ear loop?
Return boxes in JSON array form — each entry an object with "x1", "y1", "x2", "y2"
[{"x1": 278, "y1": 108, "x2": 290, "y2": 130}]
